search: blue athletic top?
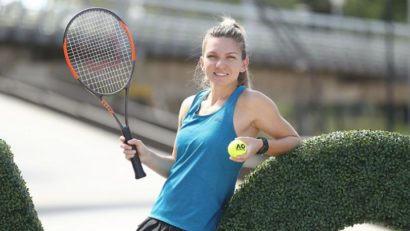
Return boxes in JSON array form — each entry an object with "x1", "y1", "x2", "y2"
[{"x1": 150, "y1": 86, "x2": 246, "y2": 231}]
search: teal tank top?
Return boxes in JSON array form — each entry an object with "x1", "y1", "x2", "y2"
[{"x1": 150, "y1": 86, "x2": 246, "y2": 231}]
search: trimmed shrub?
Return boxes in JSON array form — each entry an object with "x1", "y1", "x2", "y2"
[
  {"x1": 0, "y1": 139, "x2": 43, "y2": 230},
  {"x1": 218, "y1": 130, "x2": 410, "y2": 231}
]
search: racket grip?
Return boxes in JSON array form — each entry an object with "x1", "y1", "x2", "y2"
[{"x1": 122, "y1": 126, "x2": 146, "y2": 179}]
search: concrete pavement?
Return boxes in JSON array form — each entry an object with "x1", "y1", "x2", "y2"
[{"x1": 1, "y1": 93, "x2": 166, "y2": 230}]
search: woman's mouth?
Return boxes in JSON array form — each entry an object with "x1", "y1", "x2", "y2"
[{"x1": 214, "y1": 72, "x2": 228, "y2": 77}]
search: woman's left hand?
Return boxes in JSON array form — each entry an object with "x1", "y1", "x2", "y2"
[{"x1": 229, "y1": 137, "x2": 262, "y2": 163}]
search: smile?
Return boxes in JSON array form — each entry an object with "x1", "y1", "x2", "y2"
[{"x1": 213, "y1": 72, "x2": 229, "y2": 77}]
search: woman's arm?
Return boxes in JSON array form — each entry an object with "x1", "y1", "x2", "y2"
[
  {"x1": 121, "y1": 137, "x2": 175, "y2": 178},
  {"x1": 231, "y1": 90, "x2": 301, "y2": 162},
  {"x1": 120, "y1": 95, "x2": 195, "y2": 178},
  {"x1": 252, "y1": 92, "x2": 301, "y2": 156}
]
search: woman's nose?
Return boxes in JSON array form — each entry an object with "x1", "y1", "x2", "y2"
[{"x1": 215, "y1": 59, "x2": 226, "y2": 68}]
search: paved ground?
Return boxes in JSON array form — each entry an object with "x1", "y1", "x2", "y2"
[
  {"x1": 0, "y1": 93, "x2": 391, "y2": 231},
  {"x1": 1, "y1": 93, "x2": 166, "y2": 230}
]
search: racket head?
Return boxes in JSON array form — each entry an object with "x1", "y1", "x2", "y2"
[{"x1": 63, "y1": 8, "x2": 136, "y2": 96}]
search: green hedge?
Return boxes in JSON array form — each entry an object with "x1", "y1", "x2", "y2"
[
  {"x1": 218, "y1": 130, "x2": 410, "y2": 231},
  {"x1": 0, "y1": 139, "x2": 43, "y2": 230}
]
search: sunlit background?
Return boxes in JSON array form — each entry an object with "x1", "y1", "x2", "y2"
[
  {"x1": 1, "y1": 0, "x2": 409, "y2": 230},
  {"x1": 2, "y1": 0, "x2": 410, "y2": 138}
]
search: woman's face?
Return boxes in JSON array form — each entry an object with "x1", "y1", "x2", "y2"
[{"x1": 200, "y1": 37, "x2": 248, "y2": 88}]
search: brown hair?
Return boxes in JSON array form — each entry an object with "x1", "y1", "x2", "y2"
[{"x1": 195, "y1": 17, "x2": 251, "y2": 89}]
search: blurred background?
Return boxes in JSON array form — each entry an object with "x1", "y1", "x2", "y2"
[
  {"x1": 1, "y1": 0, "x2": 410, "y2": 142},
  {"x1": 0, "y1": 0, "x2": 409, "y2": 230}
]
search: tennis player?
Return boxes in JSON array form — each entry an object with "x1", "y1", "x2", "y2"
[{"x1": 121, "y1": 17, "x2": 301, "y2": 231}]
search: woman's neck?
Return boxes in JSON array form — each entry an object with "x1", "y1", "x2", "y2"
[{"x1": 206, "y1": 85, "x2": 237, "y2": 105}]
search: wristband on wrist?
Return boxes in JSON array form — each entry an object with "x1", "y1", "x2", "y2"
[{"x1": 256, "y1": 137, "x2": 269, "y2": 155}]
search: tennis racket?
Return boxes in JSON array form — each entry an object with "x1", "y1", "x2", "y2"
[{"x1": 62, "y1": 8, "x2": 146, "y2": 179}]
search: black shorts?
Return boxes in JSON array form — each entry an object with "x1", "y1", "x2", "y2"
[{"x1": 137, "y1": 217, "x2": 184, "y2": 231}]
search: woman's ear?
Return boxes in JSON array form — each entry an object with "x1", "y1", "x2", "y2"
[{"x1": 241, "y1": 56, "x2": 249, "y2": 73}]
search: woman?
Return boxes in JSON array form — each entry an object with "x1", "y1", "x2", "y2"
[{"x1": 121, "y1": 17, "x2": 301, "y2": 231}]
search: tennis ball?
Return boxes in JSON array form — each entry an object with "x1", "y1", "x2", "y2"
[{"x1": 227, "y1": 139, "x2": 247, "y2": 158}]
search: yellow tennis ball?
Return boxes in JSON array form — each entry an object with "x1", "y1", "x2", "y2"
[{"x1": 227, "y1": 139, "x2": 247, "y2": 158}]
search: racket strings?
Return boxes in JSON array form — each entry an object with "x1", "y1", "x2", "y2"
[{"x1": 65, "y1": 10, "x2": 133, "y2": 95}]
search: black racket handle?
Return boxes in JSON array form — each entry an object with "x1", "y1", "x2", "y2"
[{"x1": 122, "y1": 126, "x2": 146, "y2": 179}]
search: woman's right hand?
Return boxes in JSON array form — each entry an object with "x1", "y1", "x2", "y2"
[{"x1": 119, "y1": 136, "x2": 148, "y2": 162}]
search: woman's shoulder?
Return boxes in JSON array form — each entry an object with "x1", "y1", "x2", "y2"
[
  {"x1": 180, "y1": 95, "x2": 196, "y2": 112},
  {"x1": 177, "y1": 95, "x2": 196, "y2": 126},
  {"x1": 181, "y1": 89, "x2": 209, "y2": 109},
  {"x1": 240, "y1": 88, "x2": 273, "y2": 105},
  {"x1": 181, "y1": 95, "x2": 196, "y2": 110}
]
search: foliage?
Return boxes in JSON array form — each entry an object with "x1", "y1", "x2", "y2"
[
  {"x1": 261, "y1": 0, "x2": 407, "y2": 22},
  {"x1": 258, "y1": 0, "x2": 300, "y2": 10},
  {"x1": 218, "y1": 130, "x2": 410, "y2": 231},
  {"x1": 204, "y1": 0, "x2": 243, "y2": 4},
  {"x1": 261, "y1": 0, "x2": 331, "y2": 13},
  {"x1": 300, "y1": 0, "x2": 331, "y2": 13},
  {"x1": 0, "y1": 139, "x2": 43, "y2": 230},
  {"x1": 344, "y1": 0, "x2": 407, "y2": 22}
]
